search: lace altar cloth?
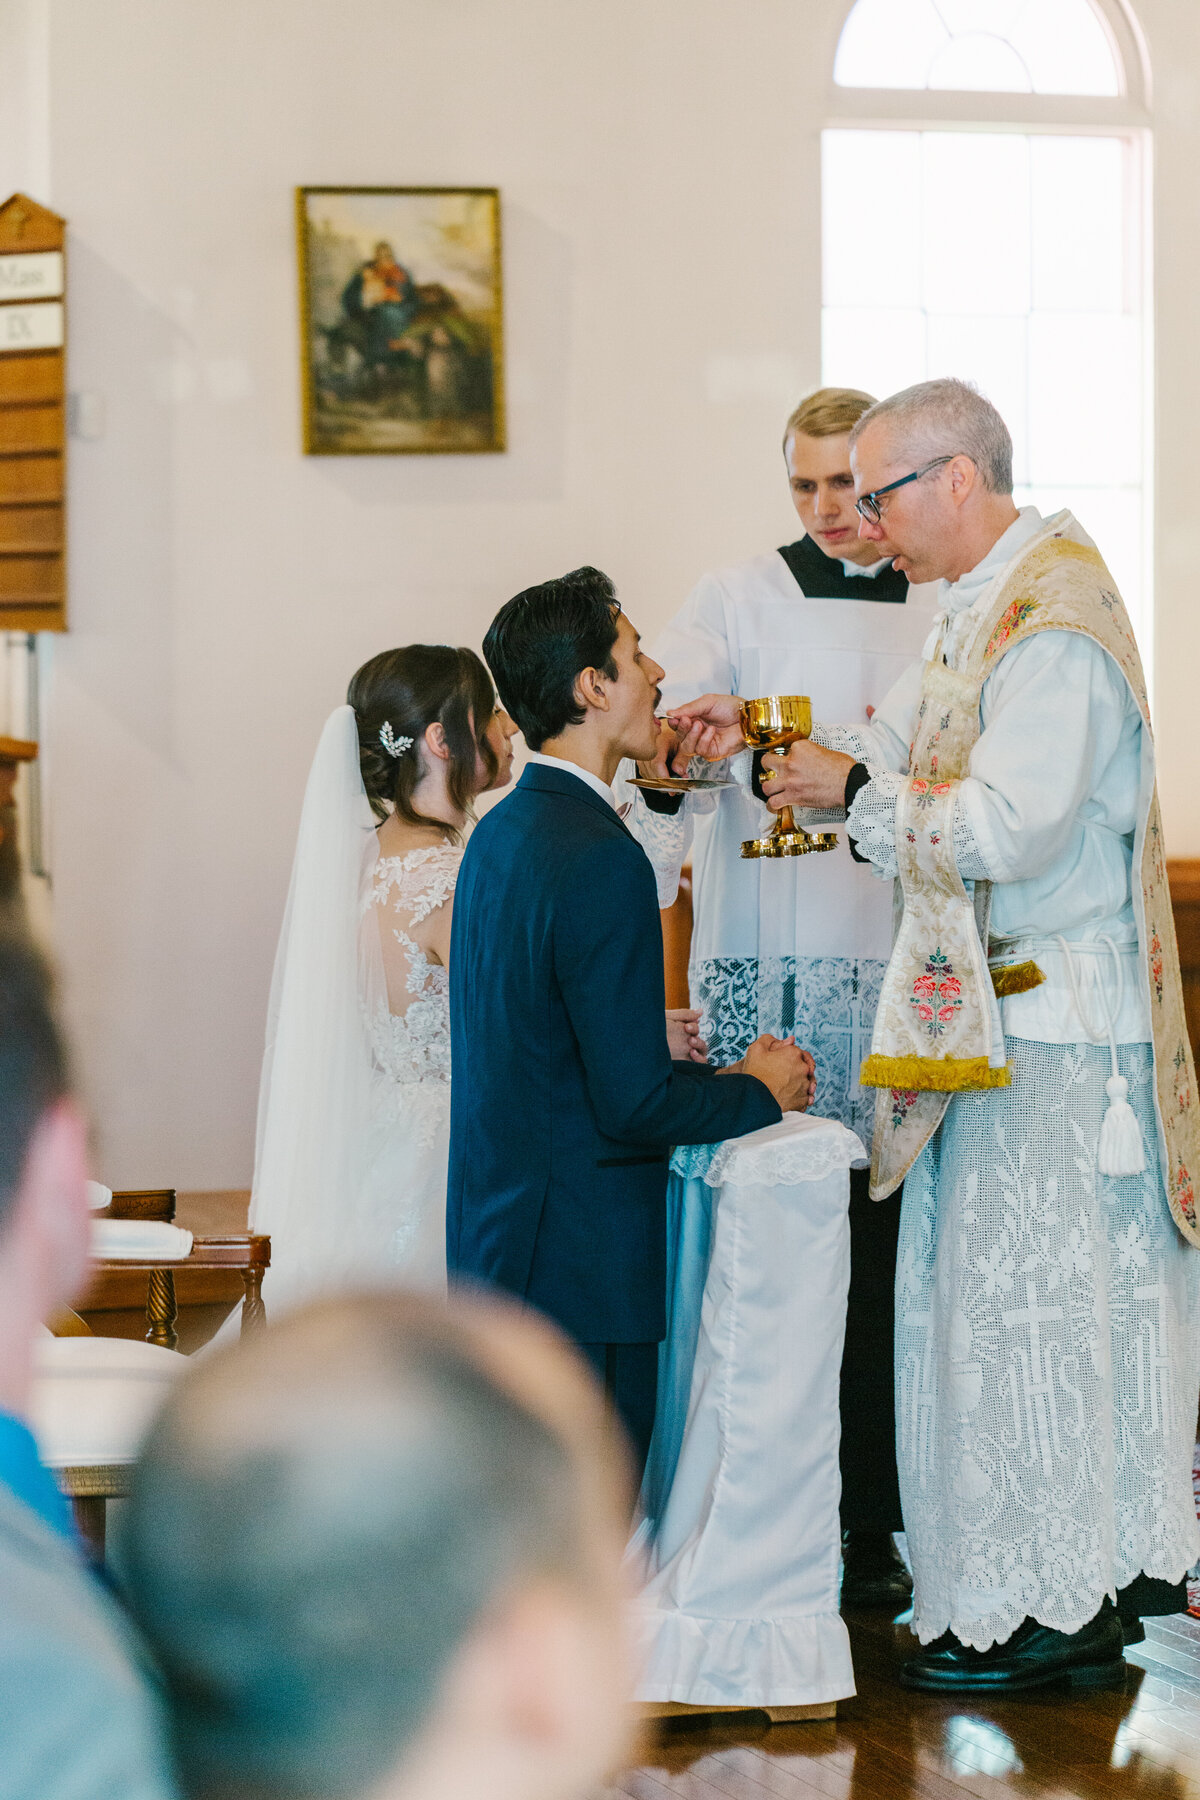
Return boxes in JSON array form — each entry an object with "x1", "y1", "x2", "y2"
[
  {"x1": 671, "y1": 1109, "x2": 868, "y2": 1187},
  {"x1": 635, "y1": 1113, "x2": 864, "y2": 1707},
  {"x1": 691, "y1": 955, "x2": 884, "y2": 1140},
  {"x1": 900, "y1": 1036, "x2": 1200, "y2": 1651}
]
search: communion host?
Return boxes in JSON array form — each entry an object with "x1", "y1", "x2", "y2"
[{"x1": 447, "y1": 566, "x2": 812, "y2": 1477}]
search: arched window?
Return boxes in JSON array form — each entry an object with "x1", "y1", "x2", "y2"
[
  {"x1": 833, "y1": 0, "x2": 1121, "y2": 96},
  {"x1": 823, "y1": 0, "x2": 1152, "y2": 646}
]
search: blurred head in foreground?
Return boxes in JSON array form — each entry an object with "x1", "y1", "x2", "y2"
[
  {"x1": 121, "y1": 1290, "x2": 636, "y2": 1800},
  {"x1": 0, "y1": 927, "x2": 89, "y2": 1380}
]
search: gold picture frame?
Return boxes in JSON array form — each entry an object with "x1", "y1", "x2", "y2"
[{"x1": 296, "y1": 186, "x2": 505, "y2": 455}]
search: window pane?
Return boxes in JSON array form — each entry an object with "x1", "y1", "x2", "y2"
[
  {"x1": 921, "y1": 134, "x2": 1030, "y2": 315},
  {"x1": 822, "y1": 307, "x2": 927, "y2": 401},
  {"x1": 925, "y1": 315, "x2": 1030, "y2": 482},
  {"x1": 936, "y1": 1, "x2": 1026, "y2": 31},
  {"x1": 833, "y1": 0, "x2": 948, "y2": 88},
  {"x1": 823, "y1": 132, "x2": 922, "y2": 308},
  {"x1": 928, "y1": 34, "x2": 1032, "y2": 91},
  {"x1": 1030, "y1": 137, "x2": 1125, "y2": 311},
  {"x1": 1028, "y1": 313, "x2": 1140, "y2": 485},
  {"x1": 821, "y1": 124, "x2": 1147, "y2": 653},
  {"x1": 1009, "y1": 0, "x2": 1121, "y2": 96},
  {"x1": 834, "y1": 0, "x2": 1121, "y2": 95}
]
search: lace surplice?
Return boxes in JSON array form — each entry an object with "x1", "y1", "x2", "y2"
[{"x1": 362, "y1": 844, "x2": 461, "y2": 1092}]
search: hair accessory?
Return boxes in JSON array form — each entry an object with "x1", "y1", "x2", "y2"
[{"x1": 379, "y1": 722, "x2": 414, "y2": 759}]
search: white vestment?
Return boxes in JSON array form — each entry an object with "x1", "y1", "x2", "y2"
[
  {"x1": 623, "y1": 548, "x2": 936, "y2": 1138},
  {"x1": 820, "y1": 508, "x2": 1200, "y2": 1647}
]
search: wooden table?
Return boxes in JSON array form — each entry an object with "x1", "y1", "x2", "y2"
[
  {"x1": 57, "y1": 1231, "x2": 269, "y2": 1553},
  {"x1": 94, "y1": 1232, "x2": 270, "y2": 1351}
]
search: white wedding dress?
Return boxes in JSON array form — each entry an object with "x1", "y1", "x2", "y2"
[
  {"x1": 356, "y1": 844, "x2": 460, "y2": 1287},
  {"x1": 249, "y1": 708, "x2": 457, "y2": 1312}
]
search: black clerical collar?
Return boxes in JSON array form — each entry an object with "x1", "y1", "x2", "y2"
[{"x1": 777, "y1": 534, "x2": 909, "y2": 602}]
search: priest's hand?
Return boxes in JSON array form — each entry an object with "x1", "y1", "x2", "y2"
[
  {"x1": 666, "y1": 1008, "x2": 709, "y2": 1064},
  {"x1": 637, "y1": 717, "x2": 695, "y2": 782},
  {"x1": 761, "y1": 741, "x2": 856, "y2": 811},
  {"x1": 665, "y1": 693, "x2": 746, "y2": 761}
]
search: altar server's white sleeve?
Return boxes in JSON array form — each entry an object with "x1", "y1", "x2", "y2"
[
  {"x1": 810, "y1": 652, "x2": 925, "y2": 775},
  {"x1": 654, "y1": 572, "x2": 738, "y2": 714},
  {"x1": 846, "y1": 630, "x2": 1136, "y2": 882},
  {"x1": 621, "y1": 574, "x2": 739, "y2": 906}
]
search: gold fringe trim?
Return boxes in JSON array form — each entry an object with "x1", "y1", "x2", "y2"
[
  {"x1": 860, "y1": 1055, "x2": 1013, "y2": 1093},
  {"x1": 990, "y1": 960, "x2": 1046, "y2": 998}
]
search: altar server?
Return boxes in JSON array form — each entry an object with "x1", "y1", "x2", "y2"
[
  {"x1": 673, "y1": 379, "x2": 1200, "y2": 1693},
  {"x1": 628, "y1": 388, "x2": 935, "y2": 1606}
]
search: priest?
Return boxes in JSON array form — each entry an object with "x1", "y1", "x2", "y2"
[
  {"x1": 624, "y1": 387, "x2": 935, "y2": 1608},
  {"x1": 669, "y1": 377, "x2": 1200, "y2": 1693}
]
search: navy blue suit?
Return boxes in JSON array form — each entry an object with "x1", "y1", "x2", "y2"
[{"x1": 447, "y1": 762, "x2": 780, "y2": 1463}]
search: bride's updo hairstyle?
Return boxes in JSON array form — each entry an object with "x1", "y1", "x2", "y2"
[{"x1": 348, "y1": 644, "x2": 499, "y2": 836}]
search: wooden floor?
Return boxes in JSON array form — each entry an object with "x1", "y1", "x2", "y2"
[{"x1": 611, "y1": 1607, "x2": 1200, "y2": 1799}]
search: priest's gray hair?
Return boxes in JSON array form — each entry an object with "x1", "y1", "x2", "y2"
[
  {"x1": 121, "y1": 1291, "x2": 622, "y2": 1800},
  {"x1": 849, "y1": 377, "x2": 1014, "y2": 495}
]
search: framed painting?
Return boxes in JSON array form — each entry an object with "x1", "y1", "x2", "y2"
[{"x1": 296, "y1": 186, "x2": 505, "y2": 455}]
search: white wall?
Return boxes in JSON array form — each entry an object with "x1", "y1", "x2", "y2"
[{"x1": 6, "y1": 0, "x2": 1200, "y2": 1186}]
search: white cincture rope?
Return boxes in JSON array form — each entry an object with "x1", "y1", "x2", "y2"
[{"x1": 1054, "y1": 933, "x2": 1145, "y2": 1178}]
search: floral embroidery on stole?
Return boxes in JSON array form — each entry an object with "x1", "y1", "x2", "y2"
[{"x1": 863, "y1": 513, "x2": 1200, "y2": 1248}]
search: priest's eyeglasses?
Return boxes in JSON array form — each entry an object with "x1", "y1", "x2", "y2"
[{"x1": 855, "y1": 456, "x2": 955, "y2": 524}]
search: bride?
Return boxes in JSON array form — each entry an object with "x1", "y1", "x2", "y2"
[{"x1": 250, "y1": 644, "x2": 516, "y2": 1309}]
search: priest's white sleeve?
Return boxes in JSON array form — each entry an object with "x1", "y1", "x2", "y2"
[
  {"x1": 844, "y1": 631, "x2": 1138, "y2": 884},
  {"x1": 615, "y1": 772, "x2": 691, "y2": 910},
  {"x1": 620, "y1": 573, "x2": 741, "y2": 907},
  {"x1": 957, "y1": 630, "x2": 1138, "y2": 881}
]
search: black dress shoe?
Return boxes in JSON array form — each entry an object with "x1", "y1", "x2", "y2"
[
  {"x1": 899, "y1": 1602, "x2": 1126, "y2": 1693},
  {"x1": 840, "y1": 1530, "x2": 914, "y2": 1610}
]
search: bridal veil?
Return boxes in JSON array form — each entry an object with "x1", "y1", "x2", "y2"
[{"x1": 249, "y1": 705, "x2": 385, "y2": 1309}]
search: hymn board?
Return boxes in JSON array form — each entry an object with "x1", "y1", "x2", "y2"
[{"x1": 0, "y1": 194, "x2": 66, "y2": 632}]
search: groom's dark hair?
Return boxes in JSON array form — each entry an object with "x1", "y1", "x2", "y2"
[{"x1": 483, "y1": 567, "x2": 621, "y2": 751}]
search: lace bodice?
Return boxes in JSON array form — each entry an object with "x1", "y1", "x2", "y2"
[{"x1": 362, "y1": 844, "x2": 461, "y2": 1088}]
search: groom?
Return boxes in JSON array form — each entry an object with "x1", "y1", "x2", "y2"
[{"x1": 447, "y1": 567, "x2": 812, "y2": 1475}]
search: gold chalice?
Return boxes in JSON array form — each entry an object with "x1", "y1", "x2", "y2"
[{"x1": 739, "y1": 695, "x2": 838, "y2": 860}]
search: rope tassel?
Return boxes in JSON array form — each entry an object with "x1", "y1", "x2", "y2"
[
  {"x1": 1056, "y1": 933, "x2": 1146, "y2": 1179},
  {"x1": 1098, "y1": 1074, "x2": 1145, "y2": 1178}
]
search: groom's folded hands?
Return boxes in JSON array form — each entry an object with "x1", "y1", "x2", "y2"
[{"x1": 723, "y1": 1034, "x2": 816, "y2": 1114}]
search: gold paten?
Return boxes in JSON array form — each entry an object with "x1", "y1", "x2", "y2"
[{"x1": 738, "y1": 696, "x2": 838, "y2": 860}]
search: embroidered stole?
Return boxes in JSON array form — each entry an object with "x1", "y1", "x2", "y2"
[{"x1": 861, "y1": 512, "x2": 1200, "y2": 1247}]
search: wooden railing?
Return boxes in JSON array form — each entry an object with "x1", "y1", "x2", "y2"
[{"x1": 1169, "y1": 861, "x2": 1200, "y2": 1069}]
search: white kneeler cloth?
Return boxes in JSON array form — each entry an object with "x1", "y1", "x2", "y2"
[
  {"x1": 31, "y1": 1334, "x2": 188, "y2": 1470},
  {"x1": 632, "y1": 1111, "x2": 863, "y2": 1709}
]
